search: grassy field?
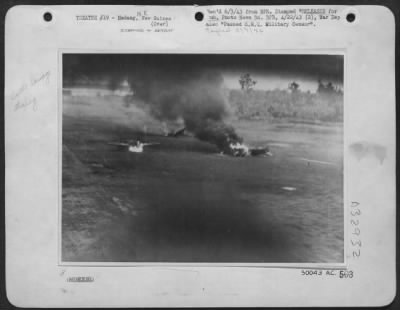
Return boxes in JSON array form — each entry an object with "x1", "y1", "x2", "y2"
[{"x1": 62, "y1": 95, "x2": 344, "y2": 263}]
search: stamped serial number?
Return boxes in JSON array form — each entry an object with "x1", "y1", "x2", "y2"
[
  {"x1": 350, "y1": 201, "x2": 362, "y2": 259},
  {"x1": 301, "y1": 269, "x2": 354, "y2": 278}
]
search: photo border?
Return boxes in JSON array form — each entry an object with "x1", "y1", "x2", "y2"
[{"x1": 58, "y1": 49, "x2": 347, "y2": 269}]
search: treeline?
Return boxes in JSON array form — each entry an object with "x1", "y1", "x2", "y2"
[{"x1": 228, "y1": 80, "x2": 343, "y2": 123}]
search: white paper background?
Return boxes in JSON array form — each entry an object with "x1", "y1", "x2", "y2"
[{"x1": 5, "y1": 5, "x2": 396, "y2": 307}]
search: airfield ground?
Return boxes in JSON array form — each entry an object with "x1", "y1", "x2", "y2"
[{"x1": 62, "y1": 95, "x2": 344, "y2": 263}]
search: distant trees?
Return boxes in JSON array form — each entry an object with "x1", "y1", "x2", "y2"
[
  {"x1": 317, "y1": 79, "x2": 343, "y2": 95},
  {"x1": 239, "y1": 73, "x2": 257, "y2": 93},
  {"x1": 229, "y1": 77, "x2": 343, "y2": 123},
  {"x1": 288, "y1": 81, "x2": 300, "y2": 93},
  {"x1": 235, "y1": 73, "x2": 258, "y2": 116}
]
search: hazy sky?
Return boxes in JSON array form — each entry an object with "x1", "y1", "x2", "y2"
[{"x1": 64, "y1": 54, "x2": 343, "y2": 92}]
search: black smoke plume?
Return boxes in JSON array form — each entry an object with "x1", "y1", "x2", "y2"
[{"x1": 127, "y1": 66, "x2": 242, "y2": 152}]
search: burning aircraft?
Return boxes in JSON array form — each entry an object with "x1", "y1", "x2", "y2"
[{"x1": 225, "y1": 140, "x2": 272, "y2": 157}]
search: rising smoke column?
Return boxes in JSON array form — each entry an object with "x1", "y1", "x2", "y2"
[{"x1": 127, "y1": 67, "x2": 242, "y2": 152}]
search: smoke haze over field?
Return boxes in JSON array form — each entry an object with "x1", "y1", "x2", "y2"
[
  {"x1": 130, "y1": 69, "x2": 227, "y2": 123},
  {"x1": 63, "y1": 54, "x2": 343, "y2": 149}
]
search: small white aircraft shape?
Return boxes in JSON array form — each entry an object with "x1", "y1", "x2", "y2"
[{"x1": 108, "y1": 140, "x2": 160, "y2": 153}]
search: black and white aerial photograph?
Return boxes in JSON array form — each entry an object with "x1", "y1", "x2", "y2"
[{"x1": 62, "y1": 54, "x2": 344, "y2": 263}]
